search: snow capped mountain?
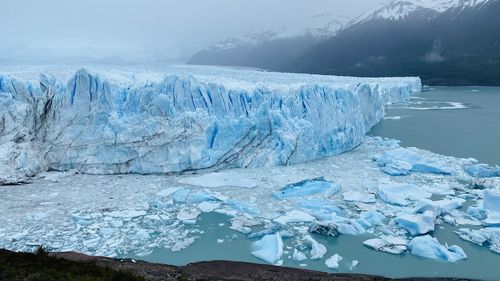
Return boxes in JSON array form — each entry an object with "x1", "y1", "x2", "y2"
[
  {"x1": 189, "y1": 0, "x2": 499, "y2": 85},
  {"x1": 206, "y1": 13, "x2": 348, "y2": 52},
  {"x1": 352, "y1": 0, "x2": 493, "y2": 23}
]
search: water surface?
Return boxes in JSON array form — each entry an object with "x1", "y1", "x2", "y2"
[{"x1": 371, "y1": 86, "x2": 500, "y2": 165}]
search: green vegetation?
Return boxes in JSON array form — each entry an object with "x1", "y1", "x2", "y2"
[{"x1": 0, "y1": 248, "x2": 145, "y2": 281}]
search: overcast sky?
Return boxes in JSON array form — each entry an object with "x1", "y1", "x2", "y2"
[{"x1": 0, "y1": 0, "x2": 386, "y2": 61}]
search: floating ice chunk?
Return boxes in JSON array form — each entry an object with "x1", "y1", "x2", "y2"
[
  {"x1": 251, "y1": 232, "x2": 284, "y2": 265},
  {"x1": 133, "y1": 229, "x2": 150, "y2": 241},
  {"x1": 357, "y1": 211, "x2": 386, "y2": 229},
  {"x1": 350, "y1": 260, "x2": 359, "y2": 271},
  {"x1": 190, "y1": 190, "x2": 221, "y2": 203},
  {"x1": 378, "y1": 183, "x2": 431, "y2": 206},
  {"x1": 225, "y1": 200, "x2": 260, "y2": 215},
  {"x1": 465, "y1": 164, "x2": 500, "y2": 178},
  {"x1": 179, "y1": 172, "x2": 258, "y2": 188},
  {"x1": 375, "y1": 148, "x2": 450, "y2": 176},
  {"x1": 394, "y1": 211, "x2": 436, "y2": 235},
  {"x1": 292, "y1": 249, "x2": 307, "y2": 261},
  {"x1": 229, "y1": 216, "x2": 260, "y2": 234},
  {"x1": 413, "y1": 198, "x2": 465, "y2": 218},
  {"x1": 325, "y1": 254, "x2": 343, "y2": 270},
  {"x1": 106, "y1": 210, "x2": 147, "y2": 218},
  {"x1": 177, "y1": 208, "x2": 201, "y2": 221},
  {"x1": 309, "y1": 221, "x2": 339, "y2": 237},
  {"x1": 483, "y1": 189, "x2": 500, "y2": 226},
  {"x1": 408, "y1": 235, "x2": 467, "y2": 263},
  {"x1": 455, "y1": 228, "x2": 489, "y2": 246},
  {"x1": 337, "y1": 221, "x2": 366, "y2": 236},
  {"x1": 297, "y1": 199, "x2": 340, "y2": 212},
  {"x1": 363, "y1": 236, "x2": 407, "y2": 254},
  {"x1": 171, "y1": 188, "x2": 190, "y2": 203},
  {"x1": 274, "y1": 210, "x2": 315, "y2": 225},
  {"x1": 304, "y1": 235, "x2": 327, "y2": 260},
  {"x1": 272, "y1": 177, "x2": 340, "y2": 200},
  {"x1": 343, "y1": 191, "x2": 376, "y2": 203},
  {"x1": 484, "y1": 190, "x2": 500, "y2": 213},
  {"x1": 297, "y1": 199, "x2": 345, "y2": 219},
  {"x1": 467, "y1": 206, "x2": 487, "y2": 220},
  {"x1": 381, "y1": 160, "x2": 413, "y2": 176},
  {"x1": 156, "y1": 187, "x2": 182, "y2": 197},
  {"x1": 197, "y1": 201, "x2": 221, "y2": 213}
]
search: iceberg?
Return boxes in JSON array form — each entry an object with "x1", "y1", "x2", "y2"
[
  {"x1": 272, "y1": 177, "x2": 340, "y2": 200},
  {"x1": 357, "y1": 211, "x2": 386, "y2": 229},
  {"x1": 483, "y1": 189, "x2": 500, "y2": 226},
  {"x1": 408, "y1": 235, "x2": 467, "y2": 263},
  {"x1": 0, "y1": 67, "x2": 419, "y2": 181},
  {"x1": 363, "y1": 236, "x2": 408, "y2": 254},
  {"x1": 465, "y1": 164, "x2": 500, "y2": 178},
  {"x1": 251, "y1": 232, "x2": 284, "y2": 265},
  {"x1": 394, "y1": 211, "x2": 436, "y2": 235},
  {"x1": 273, "y1": 210, "x2": 315, "y2": 225},
  {"x1": 302, "y1": 235, "x2": 327, "y2": 260},
  {"x1": 377, "y1": 183, "x2": 431, "y2": 206},
  {"x1": 309, "y1": 221, "x2": 339, "y2": 237},
  {"x1": 374, "y1": 148, "x2": 451, "y2": 176},
  {"x1": 292, "y1": 249, "x2": 308, "y2": 261},
  {"x1": 325, "y1": 254, "x2": 343, "y2": 270}
]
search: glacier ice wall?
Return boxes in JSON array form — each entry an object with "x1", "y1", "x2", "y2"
[{"x1": 0, "y1": 68, "x2": 420, "y2": 182}]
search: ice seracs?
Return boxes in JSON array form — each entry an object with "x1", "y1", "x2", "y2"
[{"x1": 0, "y1": 66, "x2": 420, "y2": 183}]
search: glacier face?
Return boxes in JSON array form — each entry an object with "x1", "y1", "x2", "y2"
[{"x1": 0, "y1": 66, "x2": 420, "y2": 182}]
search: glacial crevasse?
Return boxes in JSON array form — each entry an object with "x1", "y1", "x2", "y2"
[{"x1": 0, "y1": 68, "x2": 420, "y2": 183}]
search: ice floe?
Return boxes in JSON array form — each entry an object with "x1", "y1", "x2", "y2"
[
  {"x1": 325, "y1": 254, "x2": 343, "y2": 270},
  {"x1": 408, "y1": 235, "x2": 467, "y2": 263},
  {"x1": 375, "y1": 148, "x2": 451, "y2": 176},
  {"x1": 465, "y1": 164, "x2": 500, "y2": 178},
  {"x1": 363, "y1": 236, "x2": 408, "y2": 254},
  {"x1": 251, "y1": 232, "x2": 284, "y2": 265}
]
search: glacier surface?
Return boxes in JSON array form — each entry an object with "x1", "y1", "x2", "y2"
[{"x1": 0, "y1": 65, "x2": 420, "y2": 183}]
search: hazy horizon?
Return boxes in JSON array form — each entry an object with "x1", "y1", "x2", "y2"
[{"x1": 0, "y1": 0, "x2": 385, "y2": 63}]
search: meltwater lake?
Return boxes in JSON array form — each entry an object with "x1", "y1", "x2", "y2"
[{"x1": 125, "y1": 87, "x2": 500, "y2": 280}]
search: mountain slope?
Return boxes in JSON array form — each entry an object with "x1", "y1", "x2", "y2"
[
  {"x1": 187, "y1": 14, "x2": 348, "y2": 71},
  {"x1": 189, "y1": 0, "x2": 500, "y2": 86},
  {"x1": 290, "y1": 0, "x2": 500, "y2": 85}
]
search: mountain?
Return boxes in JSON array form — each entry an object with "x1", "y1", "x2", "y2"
[
  {"x1": 187, "y1": 14, "x2": 349, "y2": 71},
  {"x1": 189, "y1": 0, "x2": 500, "y2": 86}
]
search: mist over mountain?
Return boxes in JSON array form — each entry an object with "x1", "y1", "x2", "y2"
[{"x1": 189, "y1": 0, "x2": 500, "y2": 86}]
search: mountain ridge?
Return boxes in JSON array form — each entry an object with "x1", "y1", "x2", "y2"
[{"x1": 188, "y1": 0, "x2": 500, "y2": 86}]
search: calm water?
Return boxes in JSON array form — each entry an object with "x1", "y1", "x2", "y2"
[
  {"x1": 131, "y1": 213, "x2": 500, "y2": 280},
  {"x1": 128, "y1": 87, "x2": 500, "y2": 280},
  {"x1": 371, "y1": 87, "x2": 500, "y2": 166}
]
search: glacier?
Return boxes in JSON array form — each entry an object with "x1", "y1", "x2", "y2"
[
  {"x1": 2, "y1": 65, "x2": 500, "y2": 274},
  {"x1": 0, "y1": 65, "x2": 420, "y2": 183}
]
